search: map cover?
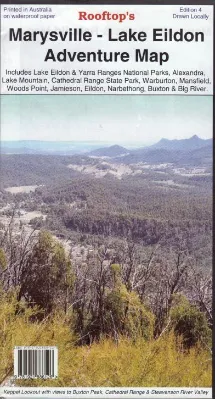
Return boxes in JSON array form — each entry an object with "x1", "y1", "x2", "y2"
[{"x1": 0, "y1": 1, "x2": 213, "y2": 398}]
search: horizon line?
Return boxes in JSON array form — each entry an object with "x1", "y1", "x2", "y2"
[{"x1": 1, "y1": 135, "x2": 212, "y2": 143}]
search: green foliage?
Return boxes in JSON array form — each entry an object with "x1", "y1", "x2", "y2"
[
  {"x1": 110, "y1": 263, "x2": 121, "y2": 286},
  {"x1": 0, "y1": 248, "x2": 7, "y2": 271},
  {"x1": 0, "y1": 272, "x2": 211, "y2": 388},
  {"x1": 19, "y1": 231, "x2": 74, "y2": 314},
  {"x1": 170, "y1": 294, "x2": 211, "y2": 348},
  {"x1": 17, "y1": 334, "x2": 211, "y2": 388},
  {"x1": 104, "y1": 281, "x2": 154, "y2": 340}
]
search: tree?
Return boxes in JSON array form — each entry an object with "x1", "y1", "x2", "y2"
[
  {"x1": 103, "y1": 264, "x2": 154, "y2": 341},
  {"x1": 18, "y1": 231, "x2": 74, "y2": 314},
  {"x1": 170, "y1": 294, "x2": 211, "y2": 349}
]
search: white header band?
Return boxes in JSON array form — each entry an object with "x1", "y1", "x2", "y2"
[{"x1": 0, "y1": 4, "x2": 213, "y2": 95}]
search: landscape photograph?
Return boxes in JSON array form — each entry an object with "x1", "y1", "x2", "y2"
[{"x1": 0, "y1": 94, "x2": 212, "y2": 387}]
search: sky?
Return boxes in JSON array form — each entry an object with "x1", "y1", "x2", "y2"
[{"x1": 1, "y1": 95, "x2": 213, "y2": 145}]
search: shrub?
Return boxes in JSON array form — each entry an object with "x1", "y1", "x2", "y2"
[
  {"x1": 17, "y1": 334, "x2": 211, "y2": 387},
  {"x1": 170, "y1": 295, "x2": 211, "y2": 349},
  {"x1": 104, "y1": 284, "x2": 154, "y2": 340},
  {"x1": 0, "y1": 291, "x2": 211, "y2": 388}
]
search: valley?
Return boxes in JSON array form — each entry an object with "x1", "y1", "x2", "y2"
[{"x1": 0, "y1": 135, "x2": 212, "y2": 265}]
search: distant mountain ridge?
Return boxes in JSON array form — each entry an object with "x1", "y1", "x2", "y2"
[
  {"x1": 89, "y1": 145, "x2": 129, "y2": 157},
  {"x1": 1, "y1": 136, "x2": 212, "y2": 161},
  {"x1": 112, "y1": 135, "x2": 212, "y2": 166},
  {"x1": 148, "y1": 135, "x2": 212, "y2": 151}
]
